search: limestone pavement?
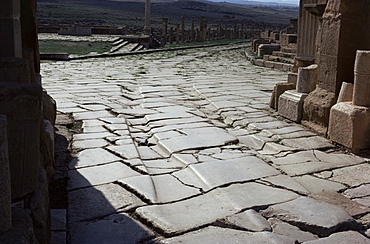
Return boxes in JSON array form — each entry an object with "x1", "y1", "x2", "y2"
[{"x1": 42, "y1": 43, "x2": 370, "y2": 243}]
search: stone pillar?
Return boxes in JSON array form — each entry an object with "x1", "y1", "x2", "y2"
[
  {"x1": 175, "y1": 24, "x2": 180, "y2": 43},
  {"x1": 169, "y1": 27, "x2": 173, "y2": 44},
  {"x1": 303, "y1": 0, "x2": 370, "y2": 135},
  {"x1": 161, "y1": 18, "x2": 168, "y2": 47},
  {"x1": 203, "y1": 20, "x2": 207, "y2": 41},
  {"x1": 181, "y1": 17, "x2": 185, "y2": 43},
  {"x1": 353, "y1": 50, "x2": 370, "y2": 107},
  {"x1": 191, "y1": 17, "x2": 195, "y2": 42},
  {"x1": 143, "y1": 0, "x2": 151, "y2": 35},
  {"x1": 0, "y1": 115, "x2": 11, "y2": 233},
  {"x1": 200, "y1": 16, "x2": 204, "y2": 42},
  {"x1": 0, "y1": 0, "x2": 22, "y2": 57}
]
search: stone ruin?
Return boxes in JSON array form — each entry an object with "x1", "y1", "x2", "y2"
[
  {"x1": 272, "y1": 0, "x2": 370, "y2": 151},
  {"x1": 0, "y1": 0, "x2": 56, "y2": 243}
]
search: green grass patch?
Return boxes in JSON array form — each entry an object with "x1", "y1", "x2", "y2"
[{"x1": 39, "y1": 39, "x2": 113, "y2": 55}]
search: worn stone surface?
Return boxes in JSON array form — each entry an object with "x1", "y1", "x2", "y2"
[
  {"x1": 69, "y1": 148, "x2": 122, "y2": 169},
  {"x1": 302, "y1": 231, "x2": 370, "y2": 244},
  {"x1": 281, "y1": 136, "x2": 334, "y2": 150},
  {"x1": 69, "y1": 213, "x2": 155, "y2": 244},
  {"x1": 329, "y1": 164, "x2": 370, "y2": 187},
  {"x1": 50, "y1": 209, "x2": 66, "y2": 231},
  {"x1": 68, "y1": 183, "x2": 144, "y2": 223},
  {"x1": 261, "y1": 197, "x2": 361, "y2": 237},
  {"x1": 221, "y1": 209, "x2": 272, "y2": 232},
  {"x1": 344, "y1": 184, "x2": 370, "y2": 199},
  {"x1": 293, "y1": 175, "x2": 346, "y2": 193}
]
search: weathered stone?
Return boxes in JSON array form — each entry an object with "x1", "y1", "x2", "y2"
[
  {"x1": 0, "y1": 81, "x2": 42, "y2": 199},
  {"x1": 296, "y1": 64, "x2": 318, "y2": 94},
  {"x1": 337, "y1": 82, "x2": 353, "y2": 103},
  {"x1": 310, "y1": 191, "x2": 370, "y2": 217},
  {"x1": 67, "y1": 162, "x2": 140, "y2": 190},
  {"x1": 328, "y1": 102, "x2": 370, "y2": 150},
  {"x1": 68, "y1": 183, "x2": 144, "y2": 223},
  {"x1": 42, "y1": 91, "x2": 56, "y2": 126},
  {"x1": 135, "y1": 183, "x2": 298, "y2": 235},
  {"x1": 268, "y1": 218, "x2": 319, "y2": 243},
  {"x1": 159, "y1": 226, "x2": 295, "y2": 243},
  {"x1": 353, "y1": 50, "x2": 370, "y2": 107},
  {"x1": 0, "y1": 115, "x2": 11, "y2": 233},
  {"x1": 344, "y1": 184, "x2": 370, "y2": 199},
  {"x1": 69, "y1": 148, "x2": 122, "y2": 169},
  {"x1": 329, "y1": 164, "x2": 370, "y2": 187},
  {"x1": 281, "y1": 136, "x2": 334, "y2": 150},
  {"x1": 72, "y1": 138, "x2": 109, "y2": 149},
  {"x1": 278, "y1": 90, "x2": 307, "y2": 122},
  {"x1": 261, "y1": 197, "x2": 361, "y2": 237},
  {"x1": 293, "y1": 175, "x2": 346, "y2": 193},
  {"x1": 260, "y1": 174, "x2": 310, "y2": 195},
  {"x1": 302, "y1": 231, "x2": 370, "y2": 244},
  {"x1": 237, "y1": 134, "x2": 269, "y2": 150},
  {"x1": 222, "y1": 209, "x2": 271, "y2": 232},
  {"x1": 106, "y1": 144, "x2": 140, "y2": 159},
  {"x1": 50, "y1": 209, "x2": 66, "y2": 231},
  {"x1": 69, "y1": 213, "x2": 155, "y2": 244},
  {"x1": 172, "y1": 157, "x2": 280, "y2": 191},
  {"x1": 119, "y1": 174, "x2": 200, "y2": 204}
]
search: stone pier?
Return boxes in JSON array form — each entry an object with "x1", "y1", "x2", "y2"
[
  {"x1": 144, "y1": 0, "x2": 151, "y2": 35},
  {"x1": 161, "y1": 18, "x2": 168, "y2": 47},
  {"x1": 181, "y1": 17, "x2": 185, "y2": 43}
]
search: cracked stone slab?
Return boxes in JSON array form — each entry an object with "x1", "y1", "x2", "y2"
[
  {"x1": 72, "y1": 139, "x2": 109, "y2": 149},
  {"x1": 135, "y1": 183, "x2": 298, "y2": 235},
  {"x1": 104, "y1": 123, "x2": 128, "y2": 131},
  {"x1": 302, "y1": 231, "x2": 370, "y2": 244},
  {"x1": 148, "y1": 117, "x2": 209, "y2": 129},
  {"x1": 237, "y1": 134, "x2": 270, "y2": 150},
  {"x1": 106, "y1": 144, "x2": 140, "y2": 160},
  {"x1": 309, "y1": 191, "x2": 370, "y2": 217},
  {"x1": 262, "y1": 126, "x2": 305, "y2": 136},
  {"x1": 73, "y1": 111, "x2": 114, "y2": 120},
  {"x1": 113, "y1": 108, "x2": 157, "y2": 117},
  {"x1": 281, "y1": 136, "x2": 334, "y2": 150},
  {"x1": 260, "y1": 174, "x2": 310, "y2": 195},
  {"x1": 68, "y1": 162, "x2": 141, "y2": 190},
  {"x1": 137, "y1": 146, "x2": 163, "y2": 160},
  {"x1": 329, "y1": 164, "x2": 370, "y2": 187},
  {"x1": 221, "y1": 209, "x2": 271, "y2": 232},
  {"x1": 69, "y1": 148, "x2": 122, "y2": 169},
  {"x1": 248, "y1": 121, "x2": 290, "y2": 130},
  {"x1": 158, "y1": 226, "x2": 296, "y2": 243},
  {"x1": 69, "y1": 213, "x2": 155, "y2": 244},
  {"x1": 68, "y1": 183, "x2": 145, "y2": 223},
  {"x1": 99, "y1": 117, "x2": 126, "y2": 124},
  {"x1": 118, "y1": 174, "x2": 201, "y2": 203},
  {"x1": 73, "y1": 132, "x2": 115, "y2": 141},
  {"x1": 344, "y1": 184, "x2": 370, "y2": 198},
  {"x1": 261, "y1": 197, "x2": 361, "y2": 237},
  {"x1": 293, "y1": 175, "x2": 346, "y2": 194},
  {"x1": 157, "y1": 127, "x2": 238, "y2": 155},
  {"x1": 173, "y1": 156, "x2": 281, "y2": 191},
  {"x1": 145, "y1": 111, "x2": 194, "y2": 123},
  {"x1": 268, "y1": 218, "x2": 319, "y2": 243}
]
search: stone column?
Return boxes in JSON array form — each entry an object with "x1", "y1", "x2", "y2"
[
  {"x1": 353, "y1": 50, "x2": 370, "y2": 107},
  {"x1": 0, "y1": 0, "x2": 22, "y2": 57},
  {"x1": 161, "y1": 18, "x2": 168, "y2": 46},
  {"x1": 143, "y1": 0, "x2": 151, "y2": 35},
  {"x1": 303, "y1": 0, "x2": 370, "y2": 135},
  {"x1": 0, "y1": 115, "x2": 11, "y2": 233},
  {"x1": 203, "y1": 20, "x2": 207, "y2": 41},
  {"x1": 191, "y1": 17, "x2": 195, "y2": 42},
  {"x1": 181, "y1": 17, "x2": 185, "y2": 43},
  {"x1": 175, "y1": 24, "x2": 180, "y2": 43},
  {"x1": 200, "y1": 16, "x2": 204, "y2": 42},
  {"x1": 169, "y1": 27, "x2": 173, "y2": 44}
]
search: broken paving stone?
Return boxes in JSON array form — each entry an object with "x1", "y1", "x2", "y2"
[
  {"x1": 221, "y1": 209, "x2": 271, "y2": 232},
  {"x1": 172, "y1": 156, "x2": 281, "y2": 191},
  {"x1": 72, "y1": 139, "x2": 109, "y2": 150},
  {"x1": 99, "y1": 117, "x2": 126, "y2": 124},
  {"x1": 69, "y1": 148, "x2": 122, "y2": 169},
  {"x1": 263, "y1": 126, "x2": 305, "y2": 135},
  {"x1": 293, "y1": 175, "x2": 346, "y2": 194},
  {"x1": 302, "y1": 231, "x2": 370, "y2": 244},
  {"x1": 260, "y1": 174, "x2": 310, "y2": 195},
  {"x1": 78, "y1": 104, "x2": 108, "y2": 111},
  {"x1": 104, "y1": 123, "x2": 128, "y2": 131},
  {"x1": 171, "y1": 154, "x2": 198, "y2": 165},
  {"x1": 73, "y1": 132, "x2": 115, "y2": 141},
  {"x1": 259, "y1": 142, "x2": 294, "y2": 155},
  {"x1": 248, "y1": 121, "x2": 290, "y2": 130},
  {"x1": 211, "y1": 151, "x2": 247, "y2": 160},
  {"x1": 112, "y1": 108, "x2": 157, "y2": 117},
  {"x1": 354, "y1": 197, "x2": 370, "y2": 208},
  {"x1": 83, "y1": 126, "x2": 107, "y2": 133},
  {"x1": 135, "y1": 183, "x2": 298, "y2": 235},
  {"x1": 159, "y1": 226, "x2": 295, "y2": 244},
  {"x1": 343, "y1": 184, "x2": 370, "y2": 198},
  {"x1": 261, "y1": 197, "x2": 361, "y2": 237},
  {"x1": 68, "y1": 162, "x2": 141, "y2": 190},
  {"x1": 145, "y1": 111, "x2": 194, "y2": 123},
  {"x1": 272, "y1": 130, "x2": 316, "y2": 140},
  {"x1": 329, "y1": 164, "x2": 370, "y2": 187},
  {"x1": 137, "y1": 146, "x2": 162, "y2": 160},
  {"x1": 309, "y1": 191, "x2": 370, "y2": 217},
  {"x1": 237, "y1": 134, "x2": 270, "y2": 150},
  {"x1": 118, "y1": 174, "x2": 200, "y2": 204},
  {"x1": 73, "y1": 111, "x2": 114, "y2": 120},
  {"x1": 268, "y1": 218, "x2": 319, "y2": 243},
  {"x1": 69, "y1": 213, "x2": 155, "y2": 244},
  {"x1": 281, "y1": 136, "x2": 334, "y2": 150},
  {"x1": 82, "y1": 119, "x2": 106, "y2": 127},
  {"x1": 68, "y1": 183, "x2": 144, "y2": 223},
  {"x1": 106, "y1": 144, "x2": 140, "y2": 160}
]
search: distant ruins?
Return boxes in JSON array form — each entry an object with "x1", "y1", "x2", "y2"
[
  {"x1": 0, "y1": 0, "x2": 56, "y2": 243},
  {"x1": 264, "y1": 0, "x2": 370, "y2": 151}
]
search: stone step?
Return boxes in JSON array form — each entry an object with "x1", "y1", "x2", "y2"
[{"x1": 109, "y1": 41, "x2": 129, "y2": 53}]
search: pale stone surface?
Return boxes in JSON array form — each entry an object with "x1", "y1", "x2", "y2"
[
  {"x1": 159, "y1": 226, "x2": 295, "y2": 244},
  {"x1": 136, "y1": 183, "x2": 298, "y2": 235},
  {"x1": 222, "y1": 209, "x2": 272, "y2": 232},
  {"x1": 69, "y1": 148, "x2": 122, "y2": 169},
  {"x1": 344, "y1": 184, "x2": 370, "y2": 198},
  {"x1": 309, "y1": 191, "x2": 370, "y2": 217},
  {"x1": 72, "y1": 139, "x2": 109, "y2": 149},
  {"x1": 237, "y1": 134, "x2": 270, "y2": 150},
  {"x1": 106, "y1": 144, "x2": 140, "y2": 159},
  {"x1": 173, "y1": 157, "x2": 281, "y2": 191},
  {"x1": 73, "y1": 132, "x2": 114, "y2": 141},
  {"x1": 68, "y1": 183, "x2": 144, "y2": 223},
  {"x1": 262, "y1": 197, "x2": 360, "y2": 237},
  {"x1": 302, "y1": 231, "x2": 370, "y2": 244},
  {"x1": 69, "y1": 213, "x2": 155, "y2": 244},
  {"x1": 278, "y1": 90, "x2": 307, "y2": 122},
  {"x1": 268, "y1": 218, "x2": 319, "y2": 242},
  {"x1": 118, "y1": 174, "x2": 200, "y2": 203},
  {"x1": 248, "y1": 121, "x2": 289, "y2": 130},
  {"x1": 68, "y1": 162, "x2": 141, "y2": 190},
  {"x1": 260, "y1": 174, "x2": 310, "y2": 195},
  {"x1": 281, "y1": 136, "x2": 334, "y2": 150},
  {"x1": 293, "y1": 175, "x2": 346, "y2": 193},
  {"x1": 329, "y1": 164, "x2": 370, "y2": 187}
]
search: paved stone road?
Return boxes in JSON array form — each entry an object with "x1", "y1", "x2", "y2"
[{"x1": 42, "y1": 43, "x2": 370, "y2": 243}]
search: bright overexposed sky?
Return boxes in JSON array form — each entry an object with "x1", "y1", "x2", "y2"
[{"x1": 256, "y1": 0, "x2": 298, "y2": 4}]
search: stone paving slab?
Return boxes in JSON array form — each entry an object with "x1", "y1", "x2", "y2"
[
  {"x1": 220, "y1": 209, "x2": 271, "y2": 232},
  {"x1": 328, "y1": 164, "x2": 370, "y2": 187},
  {"x1": 69, "y1": 148, "x2": 122, "y2": 169},
  {"x1": 135, "y1": 183, "x2": 298, "y2": 235},
  {"x1": 302, "y1": 230, "x2": 370, "y2": 244}
]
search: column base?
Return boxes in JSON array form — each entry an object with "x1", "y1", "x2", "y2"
[
  {"x1": 278, "y1": 90, "x2": 307, "y2": 122},
  {"x1": 328, "y1": 102, "x2": 370, "y2": 150}
]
